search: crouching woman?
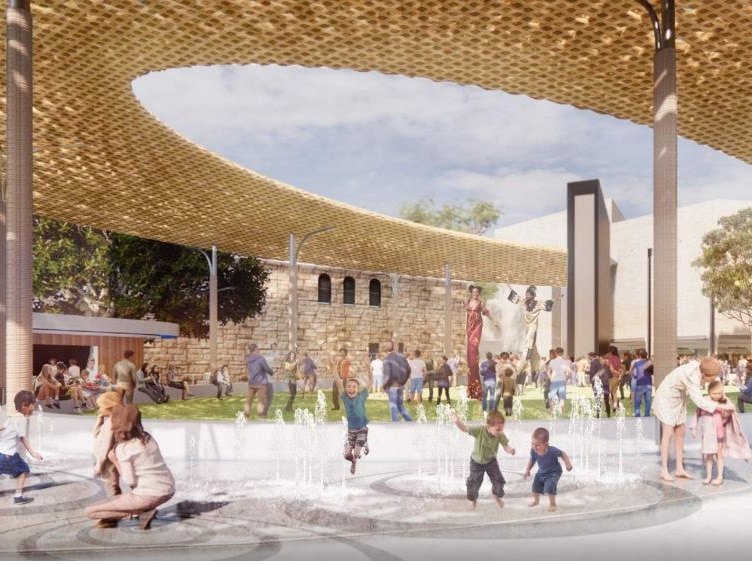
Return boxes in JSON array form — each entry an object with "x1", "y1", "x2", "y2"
[{"x1": 85, "y1": 404, "x2": 175, "y2": 529}]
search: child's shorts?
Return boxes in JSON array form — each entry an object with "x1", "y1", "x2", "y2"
[
  {"x1": 532, "y1": 472, "x2": 561, "y2": 496},
  {"x1": 408, "y1": 378, "x2": 424, "y2": 396},
  {"x1": 0, "y1": 452, "x2": 30, "y2": 478},
  {"x1": 549, "y1": 381, "x2": 567, "y2": 401},
  {"x1": 345, "y1": 426, "x2": 368, "y2": 448}
]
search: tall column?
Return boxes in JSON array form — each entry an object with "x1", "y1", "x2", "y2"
[
  {"x1": 444, "y1": 265, "x2": 451, "y2": 354},
  {"x1": 652, "y1": 45, "x2": 677, "y2": 385},
  {"x1": 390, "y1": 274, "x2": 399, "y2": 342},
  {"x1": 1, "y1": 148, "x2": 5, "y2": 406},
  {"x1": 209, "y1": 245, "x2": 217, "y2": 372},
  {"x1": 5, "y1": 0, "x2": 33, "y2": 411}
]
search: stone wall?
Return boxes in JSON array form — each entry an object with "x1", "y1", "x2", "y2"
[{"x1": 144, "y1": 261, "x2": 470, "y2": 383}]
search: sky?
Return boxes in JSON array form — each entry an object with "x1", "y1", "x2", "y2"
[{"x1": 132, "y1": 64, "x2": 752, "y2": 230}]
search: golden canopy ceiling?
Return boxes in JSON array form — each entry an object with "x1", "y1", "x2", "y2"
[{"x1": 4, "y1": 1, "x2": 750, "y2": 286}]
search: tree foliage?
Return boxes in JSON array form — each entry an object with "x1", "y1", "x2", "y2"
[
  {"x1": 32, "y1": 217, "x2": 270, "y2": 338},
  {"x1": 108, "y1": 234, "x2": 269, "y2": 338},
  {"x1": 399, "y1": 197, "x2": 501, "y2": 236},
  {"x1": 693, "y1": 207, "x2": 752, "y2": 336},
  {"x1": 33, "y1": 217, "x2": 112, "y2": 315},
  {"x1": 400, "y1": 197, "x2": 502, "y2": 298}
]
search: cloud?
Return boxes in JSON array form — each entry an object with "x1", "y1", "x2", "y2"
[{"x1": 132, "y1": 64, "x2": 752, "y2": 226}]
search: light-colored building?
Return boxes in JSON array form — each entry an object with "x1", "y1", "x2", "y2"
[{"x1": 495, "y1": 198, "x2": 752, "y2": 358}]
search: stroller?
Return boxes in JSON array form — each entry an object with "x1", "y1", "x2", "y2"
[{"x1": 139, "y1": 374, "x2": 170, "y2": 404}]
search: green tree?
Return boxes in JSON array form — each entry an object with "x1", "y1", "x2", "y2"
[
  {"x1": 400, "y1": 197, "x2": 501, "y2": 236},
  {"x1": 400, "y1": 197, "x2": 502, "y2": 298},
  {"x1": 108, "y1": 234, "x2": 269, "y2": 338},
  {"x1": 33, "y1": 217, "x2": 112, "y2": 315},
  {"x1": 693, "y1": 207, "x2": 752, "y2": 350}
]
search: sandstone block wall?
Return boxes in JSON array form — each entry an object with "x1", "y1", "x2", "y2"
[{"x1": 145, "y1": 261, "x2": 470, "y2": 383}]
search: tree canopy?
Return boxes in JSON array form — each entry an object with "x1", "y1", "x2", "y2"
[
  {"x1": 108, "y1": 234, "x2": 269, "y2": 339},
  {"x1": 399, "y1": 197, "x2": 501, "y2": 236},
  {"x1": 32, "y1": 217, "x2": 270, "y2": 338},
  {"x1": 693, "y1": 207, "x2": 752, "y2": 342},
  {"x1": 400, "y1": 197, "x2": 502, "y2": 299},
  {"x1": 33, "y1": 217, "x2": 112, "y2": 315}
]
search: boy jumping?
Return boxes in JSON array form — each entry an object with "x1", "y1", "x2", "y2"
[{"x1": 333, "y1": 359, "x2": 372, "y2": 474}]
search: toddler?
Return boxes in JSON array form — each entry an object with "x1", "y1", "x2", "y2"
[{"x1": 524, "y1": 427, "x2": 573, "y2": 512}]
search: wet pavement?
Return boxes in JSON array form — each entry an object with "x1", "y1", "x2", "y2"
[{"x1": 1, "y1": 412, "x2": 751, "y2": 560}]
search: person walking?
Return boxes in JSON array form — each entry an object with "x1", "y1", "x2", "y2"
[{"x1": 382, "y1": 339, "x2": 412, "y2": 422}]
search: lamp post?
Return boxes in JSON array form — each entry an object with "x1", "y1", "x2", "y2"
[
  {"x1": 647, "y1": 247, "x2": 652, "y2": 356},
  {"x1": 199, "y1": 245, "x2": 218, "y2": 374},
  {"x1": 289, "y1": 227, "x2": 334, "y2": 353}
]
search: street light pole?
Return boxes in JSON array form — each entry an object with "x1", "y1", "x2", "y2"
[
  {"x1": 199, "y1": 245, "x2": 218, "y2": 374},
  {"x1": 289, "y1": 227, "x2": 334, "y2": 353},
  {"x1": 647, "y1": 247, "x2": 652, "y2": 356}
]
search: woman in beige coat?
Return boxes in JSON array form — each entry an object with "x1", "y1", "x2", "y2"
[{"x1": 653, "y1": 357, "x2": 734, "y2": 482}]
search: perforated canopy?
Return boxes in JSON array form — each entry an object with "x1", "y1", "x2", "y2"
[{"x1": 4, "y1": 1, "x2": 749, "y2": 285}]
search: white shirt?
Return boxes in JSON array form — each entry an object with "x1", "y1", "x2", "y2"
[
  {"x1": 218, "y1": 368, "x2": 230, "y2": 384},
  {"x1": 370, "y1": 358, "x2": 383, "y2": 376},
  {"x1": 548, "y1": 357, "x2": 570, "y2": 383},
  {"x1": 448, "y1": 357, "x2": 459, "y2": 375},
  {"x1": 0, "y1": 414, "x2": 26, "y2": 456},
  {"x1": 409, "y1": 358, "x2": 426, "y2": 380}
]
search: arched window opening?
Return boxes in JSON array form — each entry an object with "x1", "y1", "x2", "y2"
[
  {"x1": 318, "y1": 273, "x2": 331, "y2": 303},
  {"x1": 343, "y1": 276, "x2": 356, "y2": 305},
  {"x1": 369, "y1": 278, "x2": 381, "y2": 307}
]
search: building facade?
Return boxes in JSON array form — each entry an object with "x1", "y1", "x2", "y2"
[
  {"x1": 494, "y1": 198, "x2": 752, "y2": 358},
  {"x1": 144, "y1": 261, "x2": 471, "y2": 383}
]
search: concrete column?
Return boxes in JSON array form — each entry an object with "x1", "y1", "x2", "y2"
[
  {"x1": 390, "y1": 274, "x2": 399, "y2": 342},
  {"x1": 444, "y1": 264, "x2": 451, "y2": 354},
  {"x1": 288, "y1": 234, "x2": 297, "y2": 354},
  {"x1": 209, "y1": 245, "x2": 217, "y2": 372},
  {"x1": 5, "y1": 0, "x2": 33, "y2": 411},
  {"x1": 652, "y1": 46, "x2": 677, "y2": 385},
  {"x1": 0, "y1": 148, "x2": 5, "y2": 406}
]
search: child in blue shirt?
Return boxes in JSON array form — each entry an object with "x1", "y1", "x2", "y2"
[
  {"x1": 0, "y1": 391, "x2": 44, "y2": 504},
  {"x1": 333, "y1": 362, "x2": 372, "y2": 474},
  {"x1": 524, "y1": 426, "x2": 573, "y2": 512}
]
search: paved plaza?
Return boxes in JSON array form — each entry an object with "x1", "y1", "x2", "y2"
[{"x1": 1, "y1": 410, "x2": 751, "y2": 560}]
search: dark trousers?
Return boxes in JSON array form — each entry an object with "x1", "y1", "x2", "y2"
[
  {"x1": 596, "y1": 393, "x2": 611, "y2": 417},
  {"x1": 216, "y1": 382, "x2": 226, "y2": 399},
  {"x1": 436, "y1": 385, "x2": 450, "y2": 403},
  {"x1": 619, "y1": 374, "x2": 630, "y2": 400},
  {"x1": 262, "y1": 382, "x2": 274, "y2": 416},
  {"x1": 285, "y1": 380, "x2": 297, "y2": 412},
  {"x1": 466, "y1": 458, "x2": 506, "y2": 501},
  {"x1": 426, "y1": 372, "x2": 435, "y2": 401},
  {"x1": 332, "y1": 381, "x2": 340, "y2": 409},
  {"x1": 502, "y1": 396, "x2": 513, "y2": 416},
  {"x1": 738, "y1": 393, "x2": 752, "y2": 413}
]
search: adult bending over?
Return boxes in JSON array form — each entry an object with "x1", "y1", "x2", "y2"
[
  {"x1": 653, "y1": 357, "x2": 734, "y2": 482},
  {"x1": 84, "y1": 405, "x2": 174, "y2": 529}
]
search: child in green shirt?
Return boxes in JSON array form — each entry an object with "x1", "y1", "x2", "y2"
[{"x1": 451, "y1": 409, "x2": 516, "y2": 510}]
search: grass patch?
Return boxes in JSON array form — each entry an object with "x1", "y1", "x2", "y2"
[{"x1": 78, "y1": 385, "x2": 742, "y2": 423}]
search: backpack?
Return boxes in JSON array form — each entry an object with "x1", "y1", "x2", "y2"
[{"x1": 210, "y1": 370, "x2": 218, "y2": 385}]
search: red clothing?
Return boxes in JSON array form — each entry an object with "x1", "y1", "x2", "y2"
[
  {"x1": 466, "y1": 300, "x2": 486, "y2": 399},
  {"x1": 337, "y1": 358, "x2": 350, "y2": 378}
]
